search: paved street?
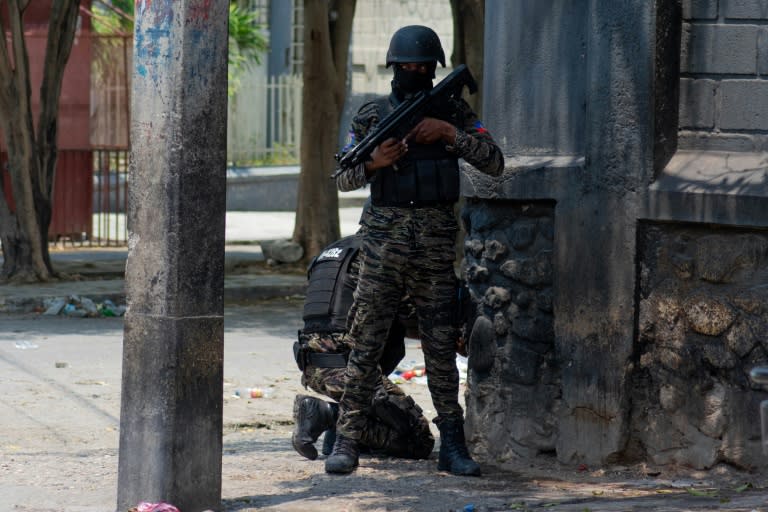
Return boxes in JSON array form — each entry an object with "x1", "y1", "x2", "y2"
[
  {"x1": 0, "y1": 301, "x2": 309, "y2": 510},
  {"x1": 1, "y1": 204, "x2": 767, "y2": 511},
  {"x1": 1, "y1": 302, "x2": 767, "y2": 511}
]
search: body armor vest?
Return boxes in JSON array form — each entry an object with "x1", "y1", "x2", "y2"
[
  {"x1": 302, "y1": 235, "x2": 360, "y2": 333},
  {"x1": 370, "y1": 96, "x2": 461, "y2": 207}
]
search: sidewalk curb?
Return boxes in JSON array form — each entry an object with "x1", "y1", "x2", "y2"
[{"x1": 0, "y1": 280, "x2": 308, "y2": 314}]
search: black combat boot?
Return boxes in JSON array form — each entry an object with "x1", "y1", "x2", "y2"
[
  {"x1": 292, "y1": 395, "x2": 337, "y2": 460},
  {"x1": 437, "y1": 417, "x2": 481, "y2": 476},
  {"x1": 325, "y1": 434, "x2": 360, "y2": 474},
  {"x1": 321, "y1": 403, "x2": 339, "y2": 456}
]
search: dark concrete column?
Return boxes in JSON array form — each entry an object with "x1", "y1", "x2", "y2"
[
  {"x1": 464, "y1": 0, "x2": 658, "y2": 466},
  {"x1": 554, "y1": 0, "x2": 655, "y2": 464},
  {"x1": 117, "y1": 1, "x2": 229, "y2": 511}
]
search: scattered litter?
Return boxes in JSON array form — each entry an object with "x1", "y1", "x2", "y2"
[
  {"x1": 41, "y1": 295, "x2": 126, "y2": 318},
  {"x1": 43, "y1": 298, "x2": 67, "y2": 315},
  {"x1": 685, "y1": 487, "x2": 719, "y2": 498},
  {"x1": 129, "y1": 503, "x2": 180, "y2": 512},
  {"x1": 397, "y1": 359, "x2": 420, "y2": 372},
  {"x1": 74, "y1": 379, "x2": 107, "y2": 386},
  {"x1": 387, "y1": 355, "x2": 469, "y2": 385},
  {"x1": 456, "y1": 354, "x2": 468, "y2": 384},
  {"x1": 14, "y1": 341, "x2": 39, "y2": 350},
  {"x1": 64, "y1": 303, "x2": 87, "y2": 317},
  {"x1": 389, "y1": 359, "x2": 425, "y2": 385},
  {"x1": 231, "y1": 387, "x2": 273, "y2": 399},
  {"x1": 80, "y1": 297, "x2": 98, "y2": 315}
]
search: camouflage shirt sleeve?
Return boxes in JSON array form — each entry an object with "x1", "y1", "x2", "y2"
[
  {"x1": 446, "y1": 98, "x2": 505, "y2": 177},
  {"x1": 335, "y1": 101, "x2": 382, "y2": 192}
]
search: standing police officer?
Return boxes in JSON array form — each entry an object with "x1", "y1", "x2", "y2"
[{"x1": 328, "y1": 26, "x2": 504, "y2": 476}]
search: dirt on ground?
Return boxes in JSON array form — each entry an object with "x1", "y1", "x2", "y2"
[{"x1": 216, "y1": 419, "x2": 768, "y2": 512}]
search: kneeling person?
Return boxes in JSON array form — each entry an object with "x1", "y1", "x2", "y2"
[{"x1": 292, "y1": 234, "x2": 434, "y2": 461}]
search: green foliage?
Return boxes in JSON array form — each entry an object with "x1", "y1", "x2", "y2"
[
  {"x1": 228, "y1": 3, "x2": 268, "y2": 96},
  {"x1": 91, "y1": 0, "x2": 134, "y2": 35}
]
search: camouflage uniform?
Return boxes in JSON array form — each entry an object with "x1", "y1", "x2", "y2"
[
  {"x1": 299, "y1": 246, "x2": 434, "y2": 459},
  {"x1": 335, "y1": 96, "x2": 503, "y2": 441}
]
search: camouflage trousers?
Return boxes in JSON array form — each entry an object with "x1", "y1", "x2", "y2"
[
  {"x1": 301, "y1": 333, "x2": 434, "y2": 459},
  {"x1": 337, "y1": 206, "x2": 463, "y2": 440}
]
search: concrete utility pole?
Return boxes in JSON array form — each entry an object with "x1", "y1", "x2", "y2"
[{"x1": 117, "y1": 1, "x2": 229, "y2": 511}]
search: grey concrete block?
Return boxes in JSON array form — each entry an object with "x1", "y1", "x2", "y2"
[
  {"x1": 759, "y1": 28, "x2": 768, "y2": 75},
  {"x1": 226, "y1": 167, "x2": 298, "y2": 211},
  {"x1": 644, "y1": 150, "x2": 768, "y2": 227},
  {"x1": 723, "y1": 0, "x2": 768, "y2": 19},
  {"x1": 678, "y1": 130, "x2": 763, "y2": 151},
  {"x1": 721, "y1": 80, "x2": 768, "y2": 129},
  {"x1": 679, "y1": 78, "x2": 716, "y2": 128},
  {"x1": 683, "y1": 0, "x2": 719, "y2": 19},
  {"x1": 681, "y1": 24, "x2": 758, "y2": 74}
]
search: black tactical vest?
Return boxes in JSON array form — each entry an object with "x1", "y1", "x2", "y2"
[
  {"x1": 302, "y1": 235, "x2": 360, "y2": 333},
  {"x1": 370, "y1": 96, "x2": 461, "y2": 207}
]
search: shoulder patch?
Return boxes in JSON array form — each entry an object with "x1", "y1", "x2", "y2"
[{"x1": 318, "y1": 247, "x2": 345, "y2": 260}]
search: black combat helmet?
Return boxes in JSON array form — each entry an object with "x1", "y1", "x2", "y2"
[{"x1": 386, "y1": 25, "x2": 446, "y2": 70}]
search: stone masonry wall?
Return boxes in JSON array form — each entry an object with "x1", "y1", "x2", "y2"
[
  {"x1": 468, "y1": 1, "x2": 768, "y2": 469},
  {"x1": 460, "y1": 200, "x2": 559, "y2": 465},
  {"x1": 680, "y1": 0, "x2": 768, "y2": 151},
  {"x1": 632, "y1": 223, "x2": 768, "y2": 469}
]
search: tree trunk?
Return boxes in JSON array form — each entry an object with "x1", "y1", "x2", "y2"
[
  {"x1": 0, "y1": 0, "x2": 81, "y2": 282},
  {"x1": 450, "y1": 0, "x2": 484, "y2": 116},
  {"x1": 293, "y1": 0, "x2": 356, "y2": 261}
]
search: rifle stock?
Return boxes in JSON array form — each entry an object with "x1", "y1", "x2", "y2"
[{"x1": 332, "y1": 64, "x2": 477, "y2": 178}]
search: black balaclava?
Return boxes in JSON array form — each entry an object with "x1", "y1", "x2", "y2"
[{"x1": 392, "y1": 62, "x2": 436, "y2": 101}]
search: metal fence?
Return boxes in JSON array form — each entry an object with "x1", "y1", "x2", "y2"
[
  {"x1": 91, "y1": 148, "x2": 129, "y2": 246},
  {"x1": 227, "y1": 73, "x2": 303, "y2": 166},
  {"x1": 48, "y1": 32, "x2": 304, "y2": 247}
]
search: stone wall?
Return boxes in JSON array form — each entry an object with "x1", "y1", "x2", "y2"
[
  {"x1": 464, "y1": 0, "x2": 768, "y2": 470},
  {"x1": 632, "y1": 224, "x2": 768, "y2": 468},
  {"x1": 461, "y1": 200, "x2": 558, "y2": 463}
]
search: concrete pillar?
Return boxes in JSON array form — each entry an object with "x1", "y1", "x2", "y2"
[
  {"x1": 463, "y1": 0, "x2": 659, "y2": 465},
  {"x1": 554, "y1": 0, "x2": 655, "y2": 464},
  {"x1": 117, "y1": 1, "x2": 229, "y2": 511}
]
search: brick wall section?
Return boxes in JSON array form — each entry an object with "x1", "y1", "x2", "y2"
[{"x1": 679, "y1": 0, "x2": 768, "y2": 150}]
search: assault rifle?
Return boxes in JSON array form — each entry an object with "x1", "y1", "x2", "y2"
[{"x1": 332, "y1": 64, "x2": 477, "y2": 178}]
